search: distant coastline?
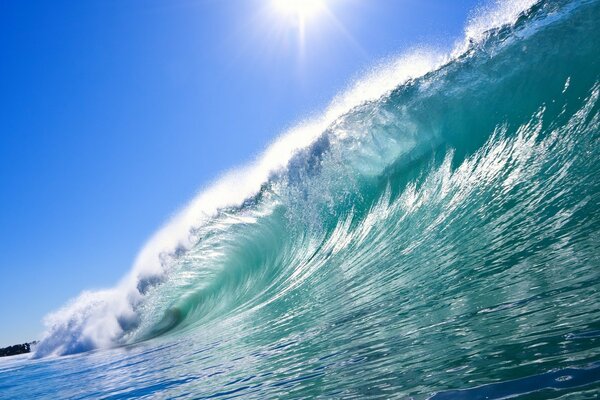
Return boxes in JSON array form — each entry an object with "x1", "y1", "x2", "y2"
[{"x1": 0, "y1": 342, "x2": 37, "y2": 358}]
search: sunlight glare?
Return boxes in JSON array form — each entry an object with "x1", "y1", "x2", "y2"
[{"x1": 272, "y1": 0, "x2": 326, "y2": 21}]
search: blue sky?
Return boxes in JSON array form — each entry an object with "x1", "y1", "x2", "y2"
[{"x1": 0, "y1": 0, "x2": 481, "y2": 346}]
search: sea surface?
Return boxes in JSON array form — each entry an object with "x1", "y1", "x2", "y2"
[{"x1": 1, "y1": 0, "x2": 599, "y2": 398}]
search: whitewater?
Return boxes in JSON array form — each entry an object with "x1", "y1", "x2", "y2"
[{"x1": 1, "y1": 0, "x2": 599, "y2": 398}]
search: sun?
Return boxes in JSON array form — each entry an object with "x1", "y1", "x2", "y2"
[
  {"x1": 272, "y1": 0, "x2": 326, "y2": 22},
  {"x1": 263, "y1": 0, "x2": 339, "y2": 57}
]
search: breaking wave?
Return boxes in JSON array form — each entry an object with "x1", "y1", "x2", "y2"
[{"x1": 35, "y1": 0, "x2": 600, "y2": 372}]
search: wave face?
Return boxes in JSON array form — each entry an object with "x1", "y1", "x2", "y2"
[{"x1": 28, "y1": 0, "x2": 600, "y2": 397}]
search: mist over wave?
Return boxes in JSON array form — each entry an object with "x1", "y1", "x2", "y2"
[{"x1": 34, "y1": 3, "x2": 600, "y2": 388}]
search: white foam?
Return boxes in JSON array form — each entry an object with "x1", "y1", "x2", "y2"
[{"x1": 454, "y1": 0, "x2": 539, "y2": 55}]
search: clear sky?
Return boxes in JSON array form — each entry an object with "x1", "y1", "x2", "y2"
[{"x1": 0, "y1": 0, "x2": 482, "y2": 347}]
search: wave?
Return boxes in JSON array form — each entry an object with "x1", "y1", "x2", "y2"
[{"x1": 35, "y1": 0, "x2": 600, "y2": 358}]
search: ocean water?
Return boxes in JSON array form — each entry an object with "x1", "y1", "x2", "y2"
[{"x1": 2, "y1": 0, "x2": 600, "y2": 398}]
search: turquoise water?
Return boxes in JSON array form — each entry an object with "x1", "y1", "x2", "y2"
[{"x1": 2, "y1": 0, "x2": 600, "y2": 398}]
